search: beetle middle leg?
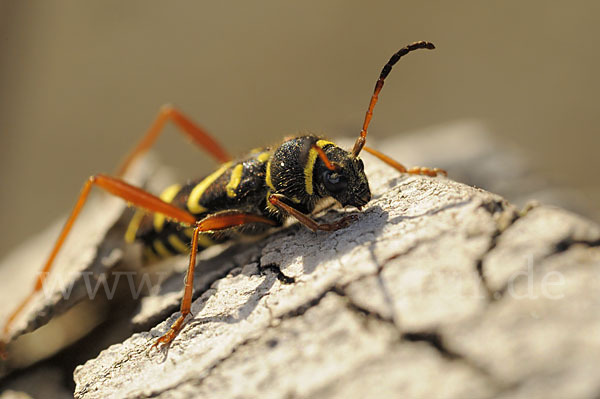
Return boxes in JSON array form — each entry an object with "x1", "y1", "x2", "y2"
[{"x1": 150, "y1": 211, "x2": 278, "y2": 350}]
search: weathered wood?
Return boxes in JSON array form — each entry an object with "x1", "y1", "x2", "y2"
[
  {"x1": 0, "y1": 154, "x2": 176, "y2": 373},
  {"x1": 1, "y1": 125, "x2": 599, "y2": 398},
  {"x1": 72, "y1": 133, "x2": 599, "y2": 399}
]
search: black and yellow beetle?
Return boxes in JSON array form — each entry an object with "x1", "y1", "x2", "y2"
[{"x1": 1, "y1": 41, "x2": 445, "y2": 353}]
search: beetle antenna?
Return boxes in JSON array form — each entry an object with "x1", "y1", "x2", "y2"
[{"x1": 351, "y1": 41, "x2": 435, "y2": 157}]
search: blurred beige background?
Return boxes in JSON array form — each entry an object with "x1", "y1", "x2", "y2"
[{"x1": 0, "y1": 0, "x2": 598, "y2": 258}]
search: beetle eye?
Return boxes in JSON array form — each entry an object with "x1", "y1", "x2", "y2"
[{"x1": 322, "y1": 170, "x2": 348, "y2": 193}]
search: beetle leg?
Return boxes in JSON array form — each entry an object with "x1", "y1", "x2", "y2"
[
  {"x1": 363, "y1": 146, "x2": 447, "y2": 177},
  {"x1": 311, "y1": 144, "x2": 339, "y2": 171},
  {"x1": 268, "y1": 193, "x2": 357, "y2": 232},
  {"x1": 0, "y1": 174, "x2": 198, "y2": 357},
  {"x1": 150, "y1": 211, "x2": 277, "y2": 351},
  {"x1": 117, "y1": 104, "x2": 232, "y2": 177}
]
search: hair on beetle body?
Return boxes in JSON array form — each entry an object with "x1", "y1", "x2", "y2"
[{"x1": 0, "y1": 41, "x2": 446, "y2": 356}]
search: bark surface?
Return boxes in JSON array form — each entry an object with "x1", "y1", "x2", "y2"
[{"x1": 1, "y1": 124, "x2": 599, "y2": 399}]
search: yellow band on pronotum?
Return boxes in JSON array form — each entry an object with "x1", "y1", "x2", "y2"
[{"x1": 304, "y1": 140, "x2": 335, "y2": 195}]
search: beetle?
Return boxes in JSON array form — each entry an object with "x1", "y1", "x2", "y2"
[{"x1": 0, "y1": 41, "x2": 445, "y2": 353}]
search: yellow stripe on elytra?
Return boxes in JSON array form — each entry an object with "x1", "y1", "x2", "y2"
[
  {"x1": 183, "y1": 228, "x2": 217, "y2": 248},
  {"x1": 125, "y1": 209, "x2": 146, "y2": 243},
  {"x1": 167, "y1": 234, "x2": 190, "y2": 253},
  {"x1": 304, "y1": 140, "x2": 335, "y2": 195},
  {"x1": 226, "y1": 163, "x2": 244, "y2": 198},
  {"x1": 265, "y1": 158, "x2": 275, "y2": 190},
  {"x1": 256, "y1": 151, "x2": 271, "y2": 163},
  {"x1": 153, "y1": 183, "x2": 182, "y2": 232},
  {"x1": 153, "y1": 239, "x2": 172, "y2": 258},
  {"x1": 187, "y1": 162, "x2": 232, "y2": 214}
]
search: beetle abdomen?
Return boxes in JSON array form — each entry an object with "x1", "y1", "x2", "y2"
[{"x1": 124, "y1": 149, "x2": 275, "y2": 261}]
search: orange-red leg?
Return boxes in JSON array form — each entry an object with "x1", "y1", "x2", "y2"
[
  {"x1": 311, "y1": 144, "x2": 338, "y2": 171},
  {"x1": 116, "y1": 105, "x2": 232, "y2": 177},
  {"x1": 363, "y1": 146, "x2": 447, "y2": 177},
  {"x1": 268, "y1": 194, "x2": 356, "y2": 232},
  {"x1": 0, "y1": 174, "x2": 198, "y2": 357},
  {"x1": 151, "y1": 211, "x2": 277, "y2": 350}
]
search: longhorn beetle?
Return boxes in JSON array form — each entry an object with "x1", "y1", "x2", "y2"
[{"x1": 0, "y1": 41, "x2": 445, "y2": 353}]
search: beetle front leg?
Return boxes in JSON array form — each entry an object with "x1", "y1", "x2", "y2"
[{"x1": 268, "y1": 194, "x2": 357, "y2": 232}]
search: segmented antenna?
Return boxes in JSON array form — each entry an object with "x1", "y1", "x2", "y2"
[{"x1": 351, "y1": 41, "x2": 435, "y2": 157}]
